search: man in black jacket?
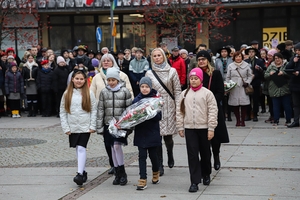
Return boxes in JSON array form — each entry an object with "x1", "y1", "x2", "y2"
[
  {"x1": 245, "y1": 47, "x2": 266, "y2": 122},
  {"x1": 285, "y1": 42, "x2": 300, "y2": 128}
]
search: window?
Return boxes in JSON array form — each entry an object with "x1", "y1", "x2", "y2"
[{"x1": 49, "y1": 26, "x2": 72, "y2": 51}]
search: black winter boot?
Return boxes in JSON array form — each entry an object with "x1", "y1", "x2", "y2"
[
  {"x1": 73, "y1": 173, "x2": 84, "y2": 186},
  {"x1": 112, "y1": 166, "x2": 120, "y2": 185},
  {"x1": 166, "y1": 143, "x2": 174, "y2": 168},
  {"x1": 119, "y1": 165, "x2": 128, "y2": 186}
]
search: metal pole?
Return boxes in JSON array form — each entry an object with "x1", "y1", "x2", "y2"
[{"x1": 110, "y1": 0, "x2": 114, "y2": 52}]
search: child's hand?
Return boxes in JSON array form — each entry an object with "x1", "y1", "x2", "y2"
[
  {"x1": 65, "y1": 131, "x2": 71, "y2": 135},
  {"x1": 116, "y1": 124, "x2": 121, "y2": 129},
  {"x1": 208, "y1": 130, "x2": 214, "y2": 140},
  {"x1": 179, "y1": 130, "x2": 184, "y2": 137},
  {"x1": 89, "y1": 129, "x2": 95, "y2": 133}
]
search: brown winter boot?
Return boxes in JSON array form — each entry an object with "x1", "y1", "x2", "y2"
[
  {"x1": 152, "y1": 171, "x2": 160, "y2": 184},
  {"x1": 136, "y1": 179, "x2": 147, "y2": 190}
]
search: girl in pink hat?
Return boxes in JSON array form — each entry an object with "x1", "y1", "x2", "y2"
[{"x1": 176, "y1": 68, "x2": 218, "y2": 193}]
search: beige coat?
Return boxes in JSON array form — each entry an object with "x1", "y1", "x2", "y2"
[
  {"x1": 176, "y1": 87, "x2": 218, "y2": 132},
  {"x1": 90, "y1": 67, "x2": 134, "y2": 101},
  {"x1": 146, "y1": 63, "x2": 182, "y2": 136},
  {"x1": 226, "y1": 61, "x2": 253, "y2": 106}
]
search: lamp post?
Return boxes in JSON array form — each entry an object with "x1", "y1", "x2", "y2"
[{"x1": 110, "y1": 0, "x2": 114, "y2": 52}]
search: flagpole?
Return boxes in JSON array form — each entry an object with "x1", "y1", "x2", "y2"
[{"x1": 110, "y1": 0, "x2": 114, "y2": 52}]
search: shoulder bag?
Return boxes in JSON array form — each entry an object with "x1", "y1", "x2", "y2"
[
  {"x1": 152, "y1": 70, "x2": 175, "y2": 100},
  {"x1": 236, "y1": 69, "x2": 254, "y2": 95}
]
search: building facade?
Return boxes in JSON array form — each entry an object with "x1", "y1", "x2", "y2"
[{"x1": 2, "y1": 0, "x2": 300, "y2": 55}]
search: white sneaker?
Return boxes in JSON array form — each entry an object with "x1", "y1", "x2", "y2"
[
  {"x1": 16, "y1": 114, "x2": 21, "y2": 118},
  {"x1": 12, "y1": 114, "x2": 17, "y2": 118}
]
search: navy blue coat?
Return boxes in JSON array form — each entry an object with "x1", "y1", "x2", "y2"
[
  {"x1": 5, "y1": 68, "x2": 24, "y2": 95},
  {"x1": 133, "y1": 89, "x2": 162, "y2": 148},
  {"x1": 36, "y1": 68, "x2": 53, "y2": 93},
  {"x1": 286, "y1": 56, "x2": 300, "y2": 92},
  {"x1": 52, "y1": 66, "x2": 69, "y2": 93}
]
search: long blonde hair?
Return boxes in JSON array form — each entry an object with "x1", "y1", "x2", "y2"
[
  {"x1": 64, "y1": 70, "x2": 91, "y2": 114},
  {"x1": 199, "y1": 62, "x2": 214, "y2": 77}
]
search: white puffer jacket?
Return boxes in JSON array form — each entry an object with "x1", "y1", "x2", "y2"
[{"x1": 60, "y1": 89, "x2": 97, "y2": 134}]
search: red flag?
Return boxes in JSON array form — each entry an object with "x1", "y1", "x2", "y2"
[{"x1": 86, "y1": 0, "x2": 93, "y2": 5}]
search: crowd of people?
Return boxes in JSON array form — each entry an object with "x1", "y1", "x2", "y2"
[{"x1": 1, "y1": 38, "x2": 300, "y2": 192}]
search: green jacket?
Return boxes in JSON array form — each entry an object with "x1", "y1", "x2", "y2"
[{"x1": 264, "y1": 60, "x2": 290, "y2": 97}]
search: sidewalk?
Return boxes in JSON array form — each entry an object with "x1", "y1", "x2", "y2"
[{"x1": 1, "y1": 113, "x2": 300, "y2": 199}]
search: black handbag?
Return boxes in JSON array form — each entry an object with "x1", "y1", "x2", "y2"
[{"x1": 152, "y1": 70, "x2": 175, "y2": 100}]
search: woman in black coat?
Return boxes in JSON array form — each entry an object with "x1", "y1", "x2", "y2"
[{"x1": 196, "y1": 50, "x2": 230, "y2": 170}]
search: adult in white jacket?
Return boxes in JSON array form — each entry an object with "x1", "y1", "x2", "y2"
[{"x1": 60, "y1": 70, "x2": 97, "y2": 186}]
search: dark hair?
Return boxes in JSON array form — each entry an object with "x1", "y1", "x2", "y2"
[
  {"x1": 273, "y1": 52, "x2": 284, "y2": 59},
  {"x1": 26, "y1": 54, "x2": 34, "y2": 59},
  {"x1": 73, "y1": 68, "x2": 87, "y2": 78},
  {"x1": 180, "y1": 87, "x2": 191, "y2": 116},
  {"x1": 232, "y1": 51, "x2": 244, "y2": 61}
]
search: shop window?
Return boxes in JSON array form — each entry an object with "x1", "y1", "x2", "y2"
[
  {"x1": 264, "y1": 7, "x2": 286, "y2": 17},
  {"x1": 97, "y1": 25, "x2": 121, "y2": 51},
  {"x1": 50, "y1": 16, "x2": 70, "y2": 24},
  {"x1": 49, "y1": 26, "x2": 72, "y2": 51},
  {"x1": 74, "y1": 26, "x2": 97, "y2": 51},
  {"x1": 98, "y1": 15, "x2": 119, "y2": 23},
  {"x1": 123, "y1": 14, "x2": 144, "y2": 22},
  {"x1": 123, "y1": 24, "x2": 145, "y2": 49},
  {"x1": 237, "y1": 9, "x2": 259, "y2": 19},
  {"x1": 74, "y1": 15, "x2": 94, "y2": 24}
]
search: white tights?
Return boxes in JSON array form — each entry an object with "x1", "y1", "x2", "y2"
[
  {"x1": 111, "y1": 143, "x2": 124, "y2": 167},
  {"x1": 76, "y1": 145, "x2": 86, "y2": 174}
]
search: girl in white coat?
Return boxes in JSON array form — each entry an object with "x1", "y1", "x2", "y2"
[{"x1": 60, "y1": 69, "x2": 97, "y2": 186}]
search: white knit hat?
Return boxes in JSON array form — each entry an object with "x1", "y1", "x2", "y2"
[
  {"x1": 179, "y1": 49, "x2": 188, "y2": 55},
  {"x1": 56, "y1": 56, "x2": 66, "y2": 64}
]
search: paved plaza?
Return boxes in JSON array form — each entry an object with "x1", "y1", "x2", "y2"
[{"x1": 0, "y1": 112, "x2": 300, "y2": 200}]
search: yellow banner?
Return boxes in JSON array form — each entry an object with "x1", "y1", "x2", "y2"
[{"x1": 262, "y1": 27, "x2": 287, "y2": 49}]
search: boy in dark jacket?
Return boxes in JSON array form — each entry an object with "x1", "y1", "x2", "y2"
[
  {"x1": 132, "y1": 77, "x2": 162, "y2": 190},
  {"x1": 37, "y1": 60, "x2": 53, "y2": 117},
  {"x1": 5, "y1": 62, "x2": 24, "y2": 118}
]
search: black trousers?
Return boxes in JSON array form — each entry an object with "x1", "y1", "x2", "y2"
[
  {"x1": 40, "y1": 92, "x2": 52, "y2": 116},
  {"x1": 185, "y1": 129, "x2": 211, "y2": 185},
  {"x1": 138, "y1": 146, "x2": 159, "y2": 179}
]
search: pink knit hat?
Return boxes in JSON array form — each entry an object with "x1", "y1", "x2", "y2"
[
  {"x1": 189, "y1": 68, "x2": 203, "y2": 82},
  {"x1": 267, "y1": 49, "x2": 277, "y2": 56}
]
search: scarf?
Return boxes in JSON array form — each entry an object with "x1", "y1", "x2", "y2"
[
  {"x1": 153, "y1": 61, "x2": 167, "y2": 69},
  {"x1": 221, "y1": 57, "x2": 227, "y2": 73},
  {"x1": 107, "y1": 83, "x2": 121, "y2": 92},
  {"x1": 234, "y1": 61, "x2": 243, "y2": 67},
  {"x1": 42, "y1": 67, "x2": 51, "y2": 73},
  {"x1": 190, "y1": 84, "x2": 202, "y2": 92}
]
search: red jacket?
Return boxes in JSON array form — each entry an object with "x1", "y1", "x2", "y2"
[{"x1": 169, "y1": 56, "x2": 186, "y2": 85}]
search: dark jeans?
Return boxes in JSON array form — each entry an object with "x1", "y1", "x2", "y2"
[
  {"x1": 41, "y1": 92, "x2": 52, "y2": 116},
  {"x1": 292, "y1": 91, "x2": 300, "y2": 123},
  {"x1": 252, "y1": 85, "x2": 261, "y2": 115},
  {"x1": 185, "y1": 129, "x2": 211, "y2": 185},
  {"x1": 138, "y1": 146, "x2": 159, "y2": 179},
  {"x1": 272, "y1": 95, "x2": 292, "y2": 122}
]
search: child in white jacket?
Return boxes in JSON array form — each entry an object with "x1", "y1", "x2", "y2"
[
  {"x1": 176, "y1": 68, "x2": 218, "y2": 193},
  {"x1": 60, "y1": 69, "x2": 97, "y2": 186}
]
